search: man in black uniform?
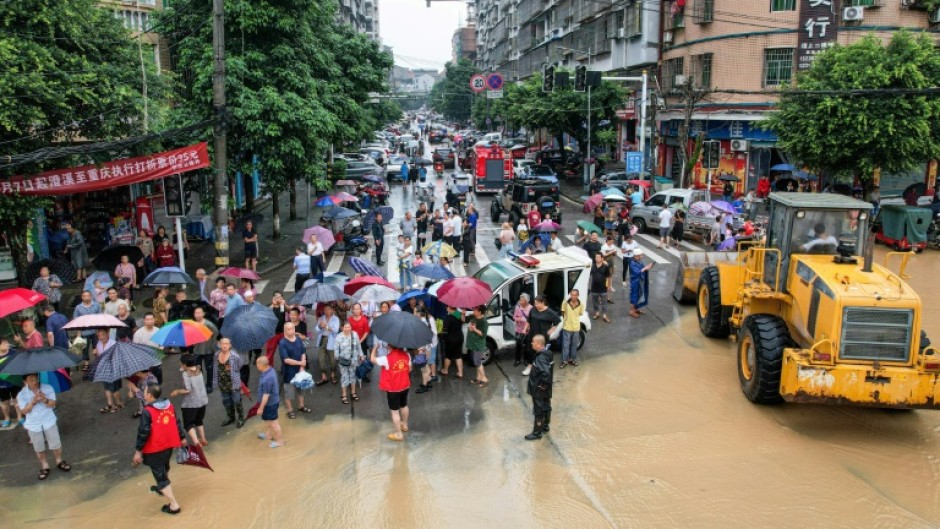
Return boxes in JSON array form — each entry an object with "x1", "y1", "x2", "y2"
[
  {"x1": 525, "y1": 334, "x2": 553, "y2": 441},
  {"x1": 372, "y1": 212, "x2": 386, "y2": 266}
]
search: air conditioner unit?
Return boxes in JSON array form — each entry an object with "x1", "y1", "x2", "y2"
[
  {"x1": 547, "y1": 27, "x2": 562, "y2": 40},
  {"x1": 674, "y1": 74, "x2": 687, "y2": 86},
  {"x1": 730, "y1": 139, "x2": 749, "y2": 152},
  {"x1": 617, "y1": 27, "x2": 626, "y2": 39},
  {"x1": 901, "y1": 0, "x2": 914, "y2": 6},
  {"x1": 931, "y1": 8, "x2": 940, "y2": 23},
  {"x1": 663, "y1": 31, "x2": 673, "y2": 44},
  {"x1": 842, "y1": 6, "x2": 864, "y2": 22}
]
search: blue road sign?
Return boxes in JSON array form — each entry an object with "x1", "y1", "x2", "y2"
[
  {"x1": 486, "y1": 73, "x2": 504, "y2": 91},
  {"x1": 625, "y1": 152, "x2": 644, "y2": 174}
]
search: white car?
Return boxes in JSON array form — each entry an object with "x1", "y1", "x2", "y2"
[
  {"x1": 471, "y1": 248, "x2": 593, "y2": 364},
  {"x1": 513, "y1": 159, "x2": 535, "y2": 178}
]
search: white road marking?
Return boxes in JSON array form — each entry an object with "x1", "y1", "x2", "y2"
[
  {"x1": 325, "y1": 250, "x2": 344, "y2": 274},
  {"x1": 474, "y1": 243, "x2": 491, "y2": 268},
  {"x1": 284, "y1": 271, "x2": 297, "y2": 292},
  {"x1": 679, "y1": 240, "x2": 700, "y2": 251},
  {"x1": 636, "y1": 234, "x2": 682, "y2": 259},
  {"x1": 628, "y1": 235, "x2": 671, "y2": 264},
  {"x1": 254, "y1": 279, "x2": 270, "y2": 294}
]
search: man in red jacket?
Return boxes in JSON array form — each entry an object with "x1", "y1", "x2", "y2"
[
  {"x1": 371, "y1": 344, "x2": 412, "y2": 441},
  {"x1": 132, "y1": 384, "x2": 187, "y2": 515}
]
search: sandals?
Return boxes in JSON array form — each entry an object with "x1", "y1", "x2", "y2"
[
  {"x1": 571, "y1": 361, "x2": 579, "y2": 367},
  {"x1": 559, "y1": 362, "x2": 566, "y2": 369},
  {"x1": 602, "y1": 316, "x2": 611, "y2": 323},
  {"x1": 341, "y1": 397, "x2": 349, "y2": 404},
  {"x1": 287, "y1": 411, "x2": 297, "y2": 420},
  {"x1": 400, "y1": 425, "x2": 409, "y2": 432},
  {"x1": 132, "y1": 410, "x2": 142, "y2": 419},
  {"x1": 150, "y1": 485, "x2": 164, "y2": 496},
  {"x1": 38, "y1": 468, "x2": 50, "y2": 480},
  {"x1": 352, "y1": 394, "x2": 360, "y2": 401},
  {"x1": 56, "y1": 461, "x2": 71, "y2": 472},
  {"x1": 99, "y1": 406, "x2": 114, "y2": 414},
  {"x1": 478, "y1": 381, "x2": 488, "y2": 388},
  {"x1": 315, "y1": 380, "x2": 328, "y2": 387},
  {"x1": 298, "y1": 407, "x2": 312, "y2": 413},
  {"x1": 161, "y1": 504, "x2": 182, "y2": 515}
]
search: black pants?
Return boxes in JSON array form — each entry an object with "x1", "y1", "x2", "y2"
[
  {"x1": 143, "y1": 448, "x2": 173, "y2": 491},
  {"x1": 533, "y1": 396, "x2": 552, "y2": 423},
  {"x1": 515, "y1": 333, "x2": 527, "y2": 363},
  {"x1": 523, "y1": 335, "x2": 535, "y2": 365},
  {"x1": 375, "y1": 241, "x2": 384, "y2": 264},
  {"x1": 294, "y1": 273, "x2": 310, "y2": 293},
  {"x1": 151, "y1": 364, "x2": 164, "y2": 385},
  {"x1": 196, "y1": 354, "x2": 214, "y2": 391}
]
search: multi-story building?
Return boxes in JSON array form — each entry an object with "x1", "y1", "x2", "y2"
[
  {"x1": 453, "y1": 23, "x2": 479, "y2": 63},
  {"x1": 657, "y1": 0, "x2": 936, "y2": 193},
  {"x1": 337, "y1": 0, "x2": 381, "y2": 40},
  {"x1": 474, "y1": 0, "x2": 659, "y2": 157},
  {"x1": 101, "y1": 0, "x2": 168, "y2": 73}
]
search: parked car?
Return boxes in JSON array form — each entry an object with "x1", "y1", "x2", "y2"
[
  {"x1": 432, "y1": 147, "x2": 456, "y2": 168},
  {"x1": 343, "y1": 160, "x2": 386, "y2": 180},
  {"x1": 525, "y1": 164, "x2": 559, "y2": 185},
  {"x1": 599, "y1": 171, "x2": 651, "y2": 192},
  {"x1": 630, "y1": 188, "x2": 741, "y2": 239},
  {"x1": 513, "y1": 159, "x2": 535, "y2": 178},
  {"x1": 359, "y1": 148, "x2": 388, "y2": 167}
]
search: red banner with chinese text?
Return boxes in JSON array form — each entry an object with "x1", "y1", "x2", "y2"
[{"x1": 1, "y1": 142, "x2": 210, "y2": 196}]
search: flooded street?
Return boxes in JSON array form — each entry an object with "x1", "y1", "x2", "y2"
[{"x1": 3, "y1": 243, "x2": 940, "y2": 528}]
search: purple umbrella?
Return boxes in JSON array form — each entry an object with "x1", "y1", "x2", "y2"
[
  {"x1": 710, "y1": 200, "x2": 736, "y2": 214},
  {"x1": 301, "y1": 226, "x2": 336, "y2": 251},
  {"x1": 582, "y1": 193, "x2": 604, "y2": 214},
  {"x1": 533, "y1": 220, "x2": 562, "y2": 232}
]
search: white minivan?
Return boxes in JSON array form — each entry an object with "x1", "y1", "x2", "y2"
[{"x1": 471, "y1": 247, "x2": 593, "y2": 364}]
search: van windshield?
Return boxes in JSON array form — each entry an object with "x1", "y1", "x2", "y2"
[{"x1": 473, "y1": 262, "x2": 516, "y2": 292}]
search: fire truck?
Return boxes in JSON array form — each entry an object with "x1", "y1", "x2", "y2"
[{"x1": 471, "y1": 142, "x2": 513, "y2": 194}]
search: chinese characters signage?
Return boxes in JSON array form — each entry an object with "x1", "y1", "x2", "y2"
[
  {"x1": 1, "y1": 142, "x2": 210, "y2": 196},
  {"x1": 797, "y1": 0, "x2": 840, "y2": 71}
]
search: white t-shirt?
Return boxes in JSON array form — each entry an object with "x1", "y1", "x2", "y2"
[
  {"x1": 401, "y1": 244, "x2": 415, "y2": 264},
  {"x1": 658, "y1": 208, "x2": 674, "y2": 229},
  {"x1": 600, "y1": 242, "x2": 617, "y2": 259},
  {"x1": 17, "y1": 384, "x2": 57, "y2": 432},
  {"x1": 621, "y1": 240, "x2": 639, "y2": 259},
  {"x1": 451, "y1": 215, "x2": 463, "y2": 237},
  {"x1": 133, "y1": 326, "x2": 160, "y2": 348},
  {"x1": 307, "y1": 241, "x2": 324, "y2": 257},
  {"x1": 549, "y1": 236, "x2": 564, "y2": 252},
  {"x1": 104, "y1": 299, "x2": 129, "y2": 317}
]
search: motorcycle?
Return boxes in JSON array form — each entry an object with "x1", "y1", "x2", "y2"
[
  {"x1": 331, "y1": 218, "x2": 370, "y2": 255},
  {"x1": 928, "y1": 210, "x2": 940, "y2": 249}
]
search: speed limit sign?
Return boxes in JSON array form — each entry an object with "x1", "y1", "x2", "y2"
[{"x1": 470, "y1": 74, "x2": 486, "y2": 93}]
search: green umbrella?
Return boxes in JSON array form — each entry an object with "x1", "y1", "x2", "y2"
[
  {"x1": 0, "y1": 353, "x2": 23, "y2": 387},
  {"x1": 577, "y1": 220, "x2": 603, "y2": 234}
]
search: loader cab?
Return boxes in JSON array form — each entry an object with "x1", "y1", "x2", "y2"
[{"x1": 763, "y1": 193, "x2": 872, "y2": 292}]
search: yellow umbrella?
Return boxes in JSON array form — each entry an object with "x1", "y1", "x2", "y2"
[{"x1": 422, "y1": 240, "x2": 457, "y2": 259}]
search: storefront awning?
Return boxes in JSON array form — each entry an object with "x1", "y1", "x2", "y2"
[{"x1": 1, "y1": 142, "x2": 210, "y2": 196}]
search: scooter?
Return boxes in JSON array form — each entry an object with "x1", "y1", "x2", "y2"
[
  {"x1": 928, "y1": 210, "x2": 940, "y2": 249},
  {"x1": 331, "y1": 219, "x2": 370, "y2": 255}
]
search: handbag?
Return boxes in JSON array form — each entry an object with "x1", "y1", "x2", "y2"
[
  {"x1": 412, "y1": 352, "x2": 428, "y2": 367},
  {"x1": 494, "y1": 237, "x2": 502, "y2": 250}
]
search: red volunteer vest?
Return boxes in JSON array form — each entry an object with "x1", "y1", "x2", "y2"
[
  {"x1": 141, "y1": 403, "x2": 182, "y2": 454},
  {"x1": 379, "y1": 349, "x2": 411, "y2": 393}
]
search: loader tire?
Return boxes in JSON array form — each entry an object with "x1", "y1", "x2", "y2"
[
  {"x1": 697, "y1": 267, "x2": 730, "y2": 338},
  {"x1": 738, "y1": 315, "x2": 788, "y2": 405}
]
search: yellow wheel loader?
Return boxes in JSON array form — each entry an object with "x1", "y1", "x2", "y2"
[{"x1": 691, "y1": 192, "x2": 938, "y2": 408}]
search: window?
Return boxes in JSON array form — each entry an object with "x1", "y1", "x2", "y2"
[
  {"x1": 770, "y1": 0, "x2": 796, "y2": 11},
  {"x1": 693, "y1": 0, "x2": 715, "y2": 23},
  {"x1": 625, "y1": 0, "x2": 642, "y2": 37},
  {"x1": 692, "y1": 53, "x2": 713, "y2": 88},
  {"x1": 662, "y1": 57, "x2": 684, "y2": 92},
  {"x1": 845, "y1": 0, "x2": 876, "y2": 5},
  {"x1": 763, "y1": 48, "x2": 793, "y2": 86}
]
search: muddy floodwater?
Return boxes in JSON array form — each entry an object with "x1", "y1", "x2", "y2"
[{"x1": 2, "y1": 247, "x2": 940, "y2": 528}]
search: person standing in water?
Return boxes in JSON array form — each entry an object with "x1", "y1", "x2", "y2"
[
  {"x1": 133, "y1": 384, "x2": 186, "y2": 515},
  {"x1": 525, "y1": 335, "x2": 554, "y2": 441}
]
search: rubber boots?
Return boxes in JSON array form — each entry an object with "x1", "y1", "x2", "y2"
[
  {"x1": 221, "y1": 405, "x2": 236, "y2": 427},
  {"x1": 524, "y1": 416, "x2": 545, "y2": 441},
  {"x1": 235, "y1": 402, "x2": 246, "y2": 428},
  {"x1": 543, "y1": 410, "x2": 551, "y2": 433}
]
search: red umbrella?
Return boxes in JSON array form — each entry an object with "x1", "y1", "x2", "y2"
[
  {"x1": 344, "y1": 275, "x2": 396, "y2": 295},
  {"x1": 0, "y1": 288, "x2": 46, "y2": 318},
  {"x1": 177, "y1": 443, "x2": 214, "y2": 471},
  {"x1": 334, "y1": 192, "x2": 359, "y2": 202},
  {"x1": 436, "y1": 277, "x2": 493, "y2": 309},
  {"x1": 218, "y1": 267, "x2": 262, "y2": 281},
  {"x1": 63, "y1": 314, "x2": 127, "y2": 330},
  {"x1": 582, "y1": 193, "x2": 604, "y2": 214},
  {"x1": 245, "y1": 401, "x2": 261, "y2": 420}
]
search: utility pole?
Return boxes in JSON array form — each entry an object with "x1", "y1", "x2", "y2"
[{"x1": 212, "y1": 0, "x2": 229, "y2": 268}]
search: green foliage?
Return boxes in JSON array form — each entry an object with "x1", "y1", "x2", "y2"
[
  {"x1": 429, "y1": 60, "x2": 477, "y2": 122},
  {"x1": 0, "y1": 0, "x2": 167, "y2": 174},
  {"x1": 766, "y1": 31, "x2": 940, "y2": 181},
  {"x1": 367, "y1": 99, "x2": 404, "y2": 129},
  {"x1": 0, "y1": 194, "x2": 52, "y2": 286}
]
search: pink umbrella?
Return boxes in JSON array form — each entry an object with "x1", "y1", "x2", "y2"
[
  {"x1": 63, "y1": 314, "x2": 127, "y2": 330},
  {"x1": 301, "y1": 226, "x2": 336, "y2": 251},
  {"x1": 582, "y1": 193, "x2": 604, "y2": 214},
  {"x1": 436, "y1": 277, "x2": 493, "y2": 309},
  {"x1": 533, "y1": 220, "x2": 562, "y2": 232},
  {"x1": 218, "y1": 267, "x2": 263, "y2": 280},
  {"x1": 335, "y1": 180, "x2": 358, "y2": 186},
  {"x1": 333, "y1": 192, "x2": 359, "y2": 202}
]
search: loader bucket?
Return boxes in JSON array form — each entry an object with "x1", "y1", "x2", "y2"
[{"x1": 673, "y1": 251, "x2": 740, "y2": 303}]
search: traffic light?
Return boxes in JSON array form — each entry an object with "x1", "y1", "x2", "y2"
[
  {"x1": 163, "y1": 174, "x2": 185, "y2": 217},
  {"x1": 555, "y1": 71, "x2": 570, "y2": 89},
  {"x1": 542, "y1": 66, "x2": 555, "y2": 93},
  {"x1": 574, "y1": 65, "x2": 587, "y2": 92},
  {"x1": 705, "y1": 140, "x2": 720, "y2": 169}
]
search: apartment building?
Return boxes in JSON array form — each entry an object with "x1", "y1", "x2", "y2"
[
  {"x1": 101, "y1": 0, "x2": 169, "y2": 73},
  {"x1": 337, "y1": 0, "x2": 381, "y2": 40},
  {"x1": 657, "y1": 0, "x2": 936, "y2": 191},
  {"x1": 453, "y1": 24, "x2": 479, "y2": 63}
]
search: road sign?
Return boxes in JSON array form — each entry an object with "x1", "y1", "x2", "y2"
[
  {"x1": 470, "y1": 74, "x2": 486, "y2": 93},
  {"x1": 486, "y1": 73, "x2": 504, "y2": 91},
  {"x1": 487, "y1": 89, "x2": 503, "y2": 99},
  {"x1": 625, "y1": 152, "x2": 644, "y2": 174}
]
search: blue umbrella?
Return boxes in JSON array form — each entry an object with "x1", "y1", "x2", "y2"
[
  {"x1": 90, "y1": 342, "x2": 161, "y2": 383},
  {"x1": 143, "y1": 267, "x2": 194, "y2": 286},
  {"x1": 412, "y1": 263, "x2": 455, "y2": 281},
  {"x1": 314, "y1": 195, "x2": 340, "y2": 207},
  {"x1": 349, "y1": 256, "x2": 384, "y2": 278},
  {"x1": 397, "y1": 289, "x2": 429, "y2": 307},
  {"x1": 83, "y1": 271, "x2": 113, "y2": 291},
  {"x1": 770, "y1": 163, "x2": 795, "y2": 172},
  {"x1": 220, "y1": 303, "x2": 278, "y2": 352},
  {"x1": 520, "y1": 233, "x2": 550, "y2": 252},
  {"x1": 301, "y1": 273, "x2": 348, "y2": 290},
  {"x1": 0, "y1": 347, "x2": 81, "y2": 375},
  {"x1": 363, "y1": 206, "x2": 394, "y2": 234},
  {"x1": 322, "y1": 206, "x2": 359, "y2": 220}
]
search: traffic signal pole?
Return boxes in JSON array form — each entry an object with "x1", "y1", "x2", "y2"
[{"x1": 603, "y1": 71, "x2": 649, "y2": 172}]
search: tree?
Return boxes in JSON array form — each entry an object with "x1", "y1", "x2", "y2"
[
  {"x1": 766, "y1": 31, "x2": 940, "y2": 186},
  {"x1": 161, "y1": 0, "x2": 391, "y2": 237},
  {"x1": 429, "y1": 59, "x2": 477, "y2": 122},
  {"x1": 0, "y1": 0, "x2": 161, "y2": 283},
  {"x1": 674, "y1": 78, "x2": 710, "y2": 187}
]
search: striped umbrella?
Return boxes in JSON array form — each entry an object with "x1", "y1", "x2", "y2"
[
  {"x1": 151, "y1": 320, "x2": 213, "y2": 348},
  {"x1": 349, "y1": 257, "x2": 385, "y2": 278}
]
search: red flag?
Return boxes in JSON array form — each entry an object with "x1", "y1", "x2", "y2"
[
  {"x1": 240, "y1": 384, "x2": 252, "y2": 400},
  {"x1": 177, "y1": 444, "x2": 213, "y2": 472},
  {"x1": 245, "y1": 401, "x2": 261, "y2": 420}
]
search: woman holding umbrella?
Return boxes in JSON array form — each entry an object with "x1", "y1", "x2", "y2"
[{"x1": 439, "y1": 305, "x2": 464, "y2": 379}]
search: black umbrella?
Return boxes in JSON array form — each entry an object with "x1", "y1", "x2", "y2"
[
  {"x1": 0, "y1": 346, "x2": 81, "y2": 375},
  {"x1": 220, "y1": 303, "x2": 278, "y2": 352},
  {"x1": 143, "y1": 267, "x2": 194, "y2": 286},
  {"x1": 169, "y1": 300, "x2": 220, "y2": 329},
  {"x1": 288, "y1": 283, "x2": 349, "y2": 306},
  {"x1": 718, "y1": 174, "x2": 740, "y2": 182},
  {"x1": 26, "y1": 258, "x2": 75, "y2": 285},
  {"x1": 370, "y1": 311, "x2": 433, "y2": 349},
  {"x1": 90, "y1": 342, "x2": 161, "y2": 382},
  {"x1": 904, "y1": 182, "x2": 927, "y2": 202},
  {"x1": 93, "y1": 245, "x2": 145, "y2": 279}
]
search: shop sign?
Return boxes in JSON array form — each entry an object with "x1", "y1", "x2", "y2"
[
  {"x1": 797, "y1": 0, "x2": 840, "y2": 71},
  {"x1": 616, "y1": 107, "x2": 636, "y2": 120},
  {"x1": 2, "y1": 142, "x2": 210, "y2": 196}
]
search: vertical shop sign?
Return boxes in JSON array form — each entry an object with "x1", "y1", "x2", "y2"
[{"x1": 797, "y1": 0, "x2": 840, "y2": 71}]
